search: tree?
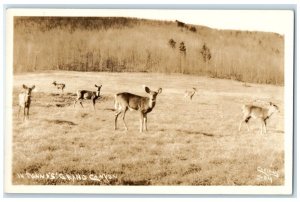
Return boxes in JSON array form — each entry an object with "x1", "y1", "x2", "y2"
[
  {"x1": 179, "y1": 42, "x2": 186, "y2": 55},
  {"x1": 200, "y1": 43, "x2": 211, "y2": 62},
  {"x1": 179, "y1": 42, "x2": 186, "y2": 73},
  {"x1": 168, "y1": 39, "x2": 176, "y2": 49},
  {"x1": 189, "y1": 26, "x2": 197, "y2": 32}
]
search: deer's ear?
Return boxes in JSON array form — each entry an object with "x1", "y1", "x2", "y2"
[
  {"x1": 22, "y1": 84, "x2": 28, "y2": 89},
  {"x1": 157, "y1": 88, "x2": 162, "y2": 94},
  {"x1": 145, "y1": 86, "x2": 151, "y2": 93},
  {"x1": 269, "y1": 102, "x2": 273, "y2": 105},
  {"x1": 95, "y1": 84, "x2": 98, "y2": 87},
  {"x1": 31, "y1": 85, "x2": 35, "y2": 90}
]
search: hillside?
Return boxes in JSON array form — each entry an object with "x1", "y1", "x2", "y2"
[{"x1": 13, "y1": 17, "x2": 284, "y2": 84}]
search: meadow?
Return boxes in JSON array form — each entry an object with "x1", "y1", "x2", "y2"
[{"x1": 12, "y1": 71, "x2": 284, "y2": 185}]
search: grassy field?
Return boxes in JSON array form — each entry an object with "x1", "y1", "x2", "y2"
[{"x1": 11, "y1": 71, "x2": 284, "y2": 185}]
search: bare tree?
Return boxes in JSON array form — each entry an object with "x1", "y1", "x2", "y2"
[
  {"x1": 200, "y1": 43, "x2": 212, "y2": 62},
  {"x1": 175, "y1": 20, "x2": 185, "y2": 28},
  {"x1": 179, "y1": 42, "x2": 186, "y2": 73},
  {"x1": 189, "y1": 26, "x2": 197, "y2": 32},
  {"x1": 168, "y1": 39, "x2": 176, "y2": 49}
]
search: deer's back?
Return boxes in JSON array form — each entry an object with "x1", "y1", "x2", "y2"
[
  {"x1": 187, "y1": 91, "x2": 195, "y2": 96},
  {"x1": 77, "y1": 90, "x2": 95, "y2": 99},
  {"x1": 243, "y1": 105, "x2": 266, "y2": 118},
  {"x1": 57, "y1": 84, "x2": 65, "y2": 89},
  {"x1": 116, "y1": 92, "x2": 148, "y2": 110}
]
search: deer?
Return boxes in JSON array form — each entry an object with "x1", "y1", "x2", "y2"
[
  {"x1": 18, "y1": 84, "x2": 35, "y2": 121},
  {"x1": 184, "y1": 87, "x2": 197, "y2": 100},
  {"x1": 73, "y1": 84, "x2": 102, "y2": 110},
  {"x1": 114, "y1": 86, "x2": 162, "y2": 133},
  {"x1": 238, "y1": 102, "x2": 279, "y2": 134},
  {"x1": 52, "y1": 81, "x2": 66, "y2": 94}
]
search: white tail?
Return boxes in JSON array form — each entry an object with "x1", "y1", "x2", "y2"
[
  {"x1": 114, "y1": 86, "x2": 162, "y2": 132},
  {"x1": 52, "y1": 81, "x2": 66, "y2": 93},
  {"x1": 18, "y1": 84, "x2": 35, "y2": 121},
  {"x1": 238, "y1": 102, "x2": 279, "y2": 134},
  {"x1": 74, "y1": 84, "x2": 102, "y2": 110},
  {"x1": 184, "y1": 87, "x2": 197, "y2": 100}
]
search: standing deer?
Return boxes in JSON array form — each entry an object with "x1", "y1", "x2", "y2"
[
  {"x1": 18, "y1": 84, "x2": 35, "y2": 121},
  {"x1": 238, "y1": 102, "x2": 279, "y2": 134},
  {"x1": 184, "y1": 87, "x2": 197, "y2": 100},
  {"x1": 114, "y1": 86, "x2": 162, "y2": 132},
  {"x1": 52, "y1": 81, "x2": 66, "y2": 94},
  {"x1": 74, "y1": 84, "x2": 102, "y2": 110}
]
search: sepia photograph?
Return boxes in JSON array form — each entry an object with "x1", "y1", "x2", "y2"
[{"x1": 4, "y1": 8, "x2": 294, "y2": 194}]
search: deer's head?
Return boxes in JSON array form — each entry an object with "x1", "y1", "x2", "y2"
[
  {"x1": 22, "y1": 84, "x2": 35, "y2": 96},
  {"x1": 269, "y1": 102, "x2": 279, "y2": 114},
  {"x1": 95, "y1": 84, "x2": 102, "y2": 97},
  {"x1": 144, "y1": 86, "x2": 162, "y2": 103}
]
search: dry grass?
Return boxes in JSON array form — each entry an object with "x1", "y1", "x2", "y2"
[{"x1": 12, "y1": 71, "x2": 284, "y2": 185}]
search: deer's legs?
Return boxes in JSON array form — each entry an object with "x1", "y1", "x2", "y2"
[
  {"x1": 26, "y1": 107, "x2": 29, "y2": 119},
  {"x1": 260, "y1": 119, "x2": 264, "y2": 135},
  {"x1": 114, "y1": 110, "x2": 122, "y2": 130},
  {"x1": 74, "y1": 98, "x2": 84, "y2": 108},
  {"x1": 239, "y1": 116, "x2": 251, "y2": 132},
  {"x1": 139, "y1": 113, "x2": 147, "y2": 133},
  {"x1": 238, "y1": 120, "x2": 243, "y2": 131},
  {"x1": 18, "y1": 106, "x2": 21, "y2": 118},
  {"x1": 92, "y1": 99, "x2": 96, "y2": 111},
  {"x1": 264, "y1": 120, "x2": 267, "y2": 134},
  {"x1": 143, "y1": 114, "x2": 148, "y2": 131},
  {"x1": 23, "y1": 107, "x2": 26, "y2": 121},
  {"x1": 246, "y1": 122, "x2": 250, "y2": 131},
  {"x1": 122, "y1": 108, "x2": 128, "y2": 131},
  {"x1": 73, "y1": 99, "x2": 78, "y2": 108},
  {"x1": 261, "y1": 119, "x2": 267, "y2": 134},
  {"x1": 139, "y1": 113, "x2": 143, "y2": 133}
]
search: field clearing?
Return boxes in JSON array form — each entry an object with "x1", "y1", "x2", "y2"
[{"x1": 11, "y1": 71, "x2": 284, "y2": 185}]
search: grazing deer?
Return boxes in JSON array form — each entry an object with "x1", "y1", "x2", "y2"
[
  {"x1": 74, "y1": 84, "x2": 102, "y2": 110},
  {"x1": 239, "y1": 102, "x2": 279, "y2": 134},
  {"x1": 114, "y1": 86, "x2": 162, "y2": 132},
  {"x1": 18, "y1": 84, "x2": 35, "y2": 121},
  {"x1": 184, "y1": 88, "x2": 197, "y2": 100},
  {"x1": 52, "y1": 81, "x2": 66, "y2": 93}
]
